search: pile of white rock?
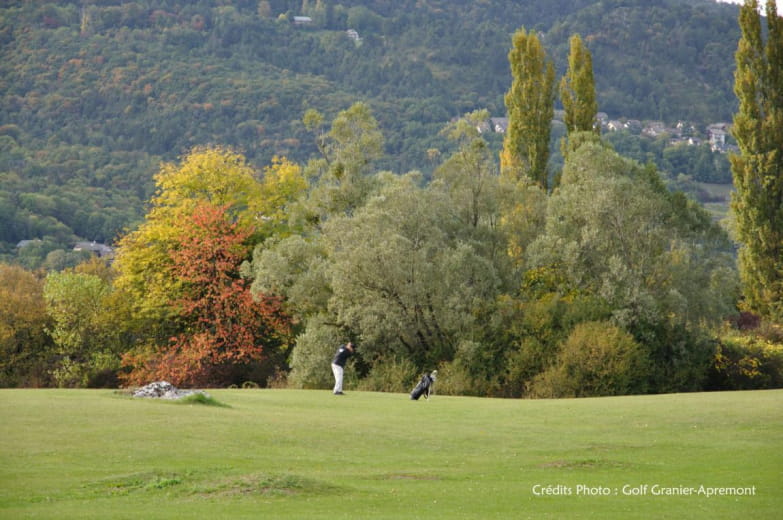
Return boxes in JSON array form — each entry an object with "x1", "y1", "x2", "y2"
[{"x1": 132, "y1": 381, "x2": 208, "y2": 400}]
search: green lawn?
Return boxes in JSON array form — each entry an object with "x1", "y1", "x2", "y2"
[{"x1": 1, "y1": 389, "x2": 781, "y2": 519}]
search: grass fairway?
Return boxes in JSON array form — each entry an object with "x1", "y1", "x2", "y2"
[{"x1": 1, "y1": 389, "x2": 781, "y2": 519}]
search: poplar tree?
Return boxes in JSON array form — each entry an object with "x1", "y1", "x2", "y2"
[
  {"x1": 559, "y1": 34, "x2": 599, "y2": 148},
  {"x1": 501, "y1": 27, "x2": 555, "y2": 190},
  {"x1": 730, "y1": 0, "x2": 783, "y2": 320}
]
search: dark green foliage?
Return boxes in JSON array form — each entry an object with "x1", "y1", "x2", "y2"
[
  {"x1": 548, "y1": 0, "x2": 740, "y2": 122},
  {"x1": 605, "y1": 132, "x2": 732, "y2": 188},
  {"x1": 0, "y1": 0, "x2": 747, "y2": 266},
  {"x1": 707, "y1": 333, "x2": 783, "y2": 390}
]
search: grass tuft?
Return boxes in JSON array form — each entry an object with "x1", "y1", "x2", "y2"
[
  {"x1": 193, "y1": 473, "x2": 337, "y2": 497},
  {"x1": 87, "y1": 472, "x2": 186, "y2": 496},
  {"x1": 172, "y1": 392, "x2": 230, "y2": 407}
]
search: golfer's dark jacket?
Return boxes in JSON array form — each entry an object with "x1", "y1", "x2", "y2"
[{"x1": 332, "y1": 345, "x2": 352, "y2": 367}]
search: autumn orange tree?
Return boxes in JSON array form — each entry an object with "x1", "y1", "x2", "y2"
[{"x1": 121, "y1": 203, "x2": 291, "y2": 387}]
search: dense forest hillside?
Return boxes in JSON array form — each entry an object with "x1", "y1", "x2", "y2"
[{"x1": 1, "y1": 0, "x2": 744, "y2": 266}]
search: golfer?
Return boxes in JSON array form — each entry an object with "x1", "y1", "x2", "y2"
[{"x1": 331, "y1": 341, "x2": 354, "y2": 395}]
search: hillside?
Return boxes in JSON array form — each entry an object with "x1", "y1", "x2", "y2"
[{"x1": 0, "y1": 0, "x2": 744, "y2": 266}]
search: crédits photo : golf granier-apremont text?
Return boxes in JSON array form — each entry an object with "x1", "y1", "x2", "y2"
[{"x1": 532, "y1": 484, "x2": 758, "y2": 498}]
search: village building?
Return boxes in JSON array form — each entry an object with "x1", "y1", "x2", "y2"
[{"x1": 73, "y1": 241, "x2": 114, "y2": 258}]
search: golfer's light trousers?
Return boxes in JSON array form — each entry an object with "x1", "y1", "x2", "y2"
[{"x1": 331, "y1": 363, "x2": 344, "y2": 394}]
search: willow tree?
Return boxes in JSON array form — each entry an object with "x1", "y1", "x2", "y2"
[
  {"x1": 559, "y1": 33, "x2": 599, "y2": 155},
  {"x1": 302, "y1": 102, "x2": 384, "y2": 223},
  {"x1": 501, "y1": 27, "x2": 555, "y2": 190},
  {"x1": 730, "y1": 0, "x2": 783, "y2": 320}
]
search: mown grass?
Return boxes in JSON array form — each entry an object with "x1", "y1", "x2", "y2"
[{"x1": 1, "y1": 389, "x2": 781, "y2": 519}]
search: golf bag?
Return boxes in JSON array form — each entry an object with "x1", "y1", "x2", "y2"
[{"x1": 410, "y1": 371, "x2": 437, "y2": 400}]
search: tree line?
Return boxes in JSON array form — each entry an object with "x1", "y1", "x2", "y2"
[{"x1": 3, "y1": 3, "x2": 782, "y2": 395}]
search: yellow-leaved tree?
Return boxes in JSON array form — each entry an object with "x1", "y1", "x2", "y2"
[
  {"x1": 257, "y1": 156, "x2": 308, "y2": 238},
  {"x1": 113, "y1": 147, "x2": 306, "y2": 338}
]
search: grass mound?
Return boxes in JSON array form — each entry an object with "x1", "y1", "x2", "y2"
[{"x1": 86, "y1": 470, "x2": 334, "y2": 499}]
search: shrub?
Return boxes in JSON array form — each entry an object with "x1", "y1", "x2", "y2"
[
  {"x1": 265, "y1": 368, "x2": 289, "y2": 389},
  {"x1": 633, "y1": 321, "x2": 716, "y2": 393},
  {"x1": 503, "y1": 337, "x2": 554, "y2": 398},
  {"x1": 707, "y1": 334, "x2": 783, "y2": 390},
  {"x1": 433, "y1": 360, "x2": 489, "y2": 396},
  {"x1": 357, "y1": 357, "x2": 419, "y2": 393},
  {"x1": 288, "y1": 315, "x2": 344, "y2": 389},
  {"x1": 434, "y1": 340, "x2": 504, "y2": 397},
  {"x1": 529, "y1": 320, "x2": 649, "y2": 398}
]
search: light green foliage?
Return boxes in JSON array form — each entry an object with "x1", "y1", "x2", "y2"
[
  {"x1": 327, "y1": 102, "x2": 384, "y2": 177},
  {"x1": 560, "y1": 34, "x2": 599, "y2": 160},
  {"x1": 730, "y1": 0, "x2": 783, "y2": 321},
  {"x1": 250, "y1": 234, "x2": 332, "y2": 319},
  {"x1": 501, "y1": 27, "x2": 556, "y2": 189},
  {"x1": 433, "y1": 110, "x2": 510, "y2": 268},
  {"x1": 287, "y1": 314, "x2": 345, "y2": 389},
  {"x1": 302, "y1": 103, "x2": 385, "y2": 223},
  {"x1": 324, "y1": 173, "x2": 501, "y2": 367},
  {"x1": 435, "y1": 110, "x2": 501, "y2": 230},
  {"x1": 43, "y1": 271, "x2": 121, "y2": 387},
  {"x1": 251, "y1": 105, "x2": 387, "y2": 319},
  {"x1": 263, "y1": 111, "x2": 524, "y2": 385},
  {"x1": 526, "y1": 139, "x2": 738, "y2": 391},
  {"x1": 560, "y1": 34, "x2": 598, "y2": 137},
  {"x1": 529, "y1": 320, "x2": 649, "y2": 398},
  {"x1": 529, "y1": 139, "x2": 738, "y2": 331}
]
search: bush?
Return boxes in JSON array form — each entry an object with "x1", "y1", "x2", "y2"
[
  {"x1": 434, "y1": 340, "x2": 504, "y2": 397},
  {"x1": 503, "y1": 337, "x2": 554, "y2": 398},
  {"x1": 433, "y1": 360, "x2": 488, "y2": 396},
  {"x1": 357, "y1": 357, "x2": 419, "y2": 393},
  {"x1": 631, "y1": 321, "x2": 716, "y2": 394},
  {"x1": 707, "y1": 334, "x2": 783, "y2": 390},
  {"x1": 287, "y1": 315, "x2": 344, "y2": 389},
  {"x1": 528, "y1": 321, "x2": 649, "y2": 398}
]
